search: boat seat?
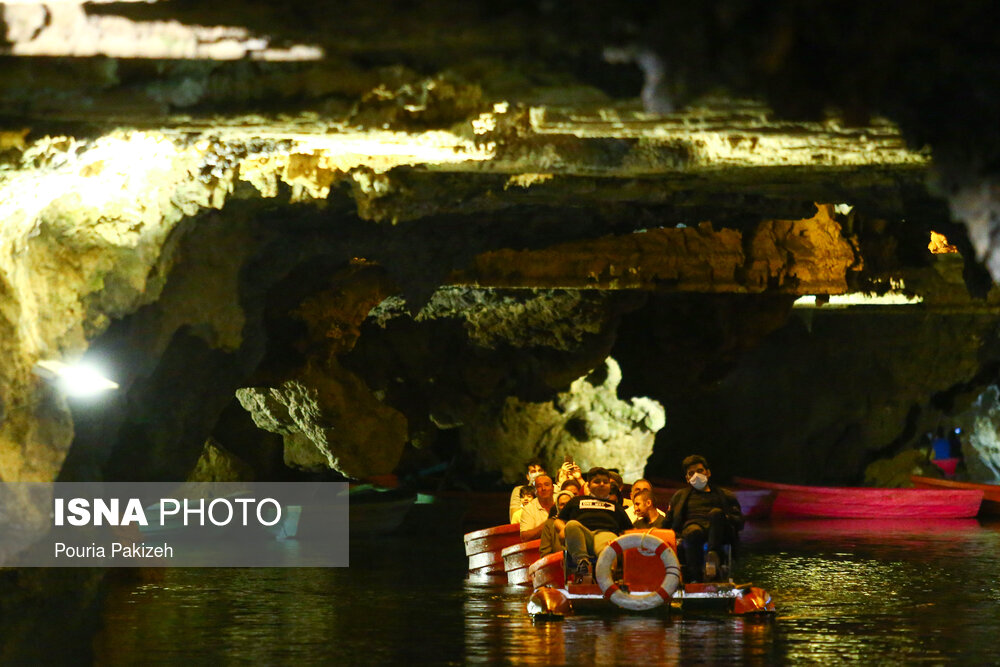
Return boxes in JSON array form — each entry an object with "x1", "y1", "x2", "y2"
[{"x1": 675, "y1": 527, "x2": 738, "y2": 583}]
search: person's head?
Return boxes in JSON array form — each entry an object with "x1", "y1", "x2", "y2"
[
  {"x1": 608, "y1": 484, "x2": 622, "y2": 505},
  {"x1": 586, "y1": 467, "x2": 612, "y2": 499},
  {"x1": 561, "y1": 478, "x2": 582, "y2": 495},
  {"x1": 555, "y1": 490, "x2": 574, "y2": 512},
  {"x1": 519, "y1": 485, "x2": 536, "y2": 505},
  {"x1": 633, "y1": 488, "x2": 655, "y2": 516},
  {"x1": 630, "y1": 478, "x2": 653, "y2": 502},
  {"x1": 608, "y1": 470, "x2": 624, "y2": 489},
  {"x1": 525, "y1": 458, "x2": 546, "y2": 484},
  {"x1": 682, "y1": 455, "x2": 711, "y2": 491},
  {"x1": 532, "y1": 473, "x2": 554, "y2": 503}
]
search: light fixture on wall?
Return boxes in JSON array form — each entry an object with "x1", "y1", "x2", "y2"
[{"x1": 33, "y1": 359, "x2": 119, "y2": 397}]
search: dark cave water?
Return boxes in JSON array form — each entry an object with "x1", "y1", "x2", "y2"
[{"x1": 92, "y1": 520, "x2": 1000, "y2": 665}]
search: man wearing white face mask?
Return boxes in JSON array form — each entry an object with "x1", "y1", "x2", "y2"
[
  {"x1": 665, "y1": 455, "x2": 743, "y2": 583},
  {"x1": 509, "y1": 458, "x2": 547, "y2": 522}
]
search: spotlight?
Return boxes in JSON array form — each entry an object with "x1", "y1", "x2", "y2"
[{"x1": 33, "y1": 359, "x2": 119, "y2": 397}]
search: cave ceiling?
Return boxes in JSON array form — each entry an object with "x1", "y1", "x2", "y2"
[{"x1": 3, "y1": 1, "x2": 1000, "y2": 484}]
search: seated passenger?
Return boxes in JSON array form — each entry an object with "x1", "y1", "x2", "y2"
[
  {"x1": 625, "y1": 478, "x2": 666, "y2": 523},
  {"x1": 560, "y1": 478, "x2": 583, "y2": 496},
  {"x1": 539, "y1": 490, "x2": 575, "y2": 556},
  {"x1": 511, "y1": 485, "x2": 535, "y2": 524},
  {"x1": 509, "y1": 458, "x2": 547, "y2": 522},
  {"x1": 665, "y1": 455, "x2": 743, "y2": 583},
  {"x1": 518, "y1": 474, "x2": 555, "y2": 540},
  {"x1": 556, "y1": 467, "x2": 633, "y2": 583},
  {"x1": 631, "y1": 489, "x2": 665, "y2": 529}
]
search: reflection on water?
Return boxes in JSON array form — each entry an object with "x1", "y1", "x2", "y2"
[
  {"x1": 462, "y1": 581, "x2": 777, "y2": 666},
  {"x1": 92, "y1": 521, "x2": 1000, "y2": 665},
  {"x1": 744, "y1": 520, "x2": 1000, "y2": 664}
]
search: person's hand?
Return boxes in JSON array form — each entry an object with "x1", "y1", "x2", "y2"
[{"x1": 557, "y1": 462, "x2": 573, "y2": 483}]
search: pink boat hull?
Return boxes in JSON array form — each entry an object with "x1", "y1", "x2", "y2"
[
  {"x1": 911, "y1": 475, "x2": 1000, "y2": 516},
  {"x1": 735, "y1": 477, "x2": 983, "y2": 519}
]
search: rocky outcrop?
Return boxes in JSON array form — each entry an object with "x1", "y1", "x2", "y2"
[
  {"x1": 343, "y1": 287, "x2": 639, "y2": 460},
  {"x1": 236, "y1": 361, "x2": 408, "y2": 477},
  {"x1": 452, "y1": 204, "x2": 858, "y2": 294},
  {"x1": 634, "y1": 304, "x2": 998, "y2": 484},
  {"x1": 863, "y1": 449, "x2": 943, "y2": 488},
  {"x1": 368, "y1": 287, "x2": 618, "y2": 352},
  {"x1": 462, "y1": 357, "x2": 665, "y2": 483},
  {"x1": 0, "y1": 132, "x2": 233, "y2": 482},
  {"x1": 187, "y1": 438, "x2": 256, "y2": 482},
  {"x1": 961, "y1": 385, "x2": 1000, "y2": 482}
]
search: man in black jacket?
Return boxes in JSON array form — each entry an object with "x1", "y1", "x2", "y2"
[{"x1": 665, "y1": 454, "x2": 743, "y2": 583}]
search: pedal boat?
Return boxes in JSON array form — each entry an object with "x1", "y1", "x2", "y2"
[{"x1": 526, "y1": 529, "x2": 775, "y2": 618}]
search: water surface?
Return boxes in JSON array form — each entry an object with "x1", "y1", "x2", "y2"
[{"x1": 94, "y1": 520, "x2": 1000, "y2": 664}]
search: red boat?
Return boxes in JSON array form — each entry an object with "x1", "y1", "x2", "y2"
[
  {"x1": 734, "y1": 489, "x2": 776, "y2": 519},
  {"x1": 502, "y1": 539, "x2": 541, "y2": 586},
  {"x1": 735, "y1": 477, "x2": 983, "y2": 519},
  {"x1": 525, "y1": 529, "x2": 775, "y2": 617},
  {"x1": 464, "y1": 524, "x2": 522, "y2": 575},
  {"x1": 911, "y1": 475, "x2": 1000, "y2": 517}
]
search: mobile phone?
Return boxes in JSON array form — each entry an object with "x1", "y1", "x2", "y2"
[{"x1": 564, "y1": 455, "x2": 574, "y2": 464}]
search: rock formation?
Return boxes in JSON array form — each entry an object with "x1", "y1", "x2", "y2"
[
  {"x1": 462, "y1": 357, "x2": 664, "y2": 483},
  {"x1": 961, "y1": 385, "x2": 1000, "y2": 482},
  {"x1": 236, "y1": 362, "x2": 409, "y2": 478},
  {"x1": 187, "y1": 438, "x2": 255, "y2": 483}
]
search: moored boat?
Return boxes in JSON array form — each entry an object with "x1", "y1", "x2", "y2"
[
  {"x1": 734, "y1": 489, "x2": 776, "y2": 519},
  {"x1": 735, "y1": 477, "x2": 983, "y2": 519},
  {"x1": 348, "y1": 488, "x2": 417, "y2": 536},
  {"x1": 911, "y1": 475, "x2": 1000, "y2": 517},
  {"x1": 526, "y1": 529, "x2": 774, "y2": 617}
]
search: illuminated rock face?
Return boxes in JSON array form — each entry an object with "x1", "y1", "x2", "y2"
[
  {"x1": 236, "y1": 363, "x2": 408, "y2": 478},
  {"x1": 454, "y1": 205, "x2": 858, "y2": 294},
  {"x1": 462, "y1": 357, "x2": 664, "y2": 483},
  {"x1": 0, "y1": 132, "x2": 232, "y2": 482},
  {"x1": 962, "y1": 386, "x2": 1000, "y2": 482}
]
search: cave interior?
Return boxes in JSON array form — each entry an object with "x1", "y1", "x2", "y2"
[{"x1": 4, "y1": 0, "x2": 1000, "y2": 493}]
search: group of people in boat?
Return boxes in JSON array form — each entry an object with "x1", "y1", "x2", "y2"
[{"x1": 508, "y1": 455, "x2": 743, "y2": 584}]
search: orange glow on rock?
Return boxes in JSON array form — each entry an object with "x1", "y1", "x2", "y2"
[{"x1": 929, "y1": 231, "x2": 958, "y2": 254}]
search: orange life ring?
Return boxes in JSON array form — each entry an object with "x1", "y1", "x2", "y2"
[{"x1": 595, "y1": 532, "x2": 681, "y2": 611}]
